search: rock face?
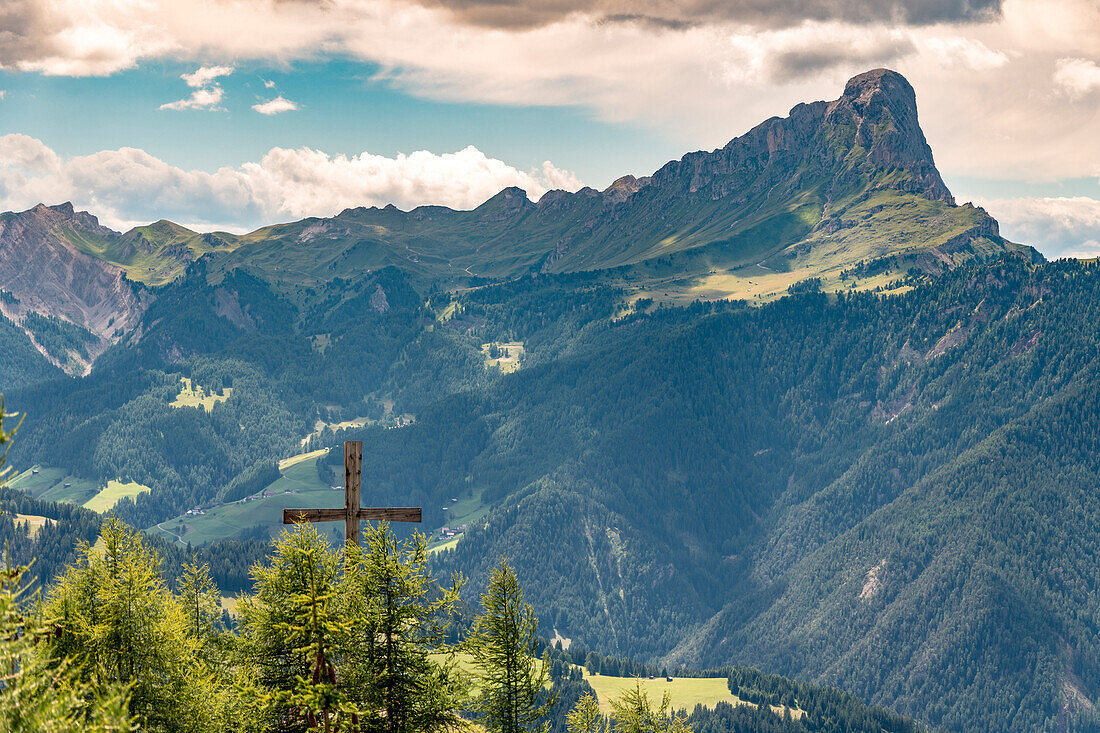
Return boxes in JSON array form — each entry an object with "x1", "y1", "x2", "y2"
[
  {"x1": 828, "y1": 69, "x2": 952, "y2": 201},
  {"x1": 520, "y1": 68, "x2": 967, "y2": 271},
  {"x1": 637, "y1": 68, "x2": 951, "y2": 207},
  {"x1": 0, "y1": 203, "x2": 145, "y2": 339}
]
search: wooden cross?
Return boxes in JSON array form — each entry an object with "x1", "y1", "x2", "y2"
[{"x1": 283, "y1": 440, "x2": 421, "y2": 547}]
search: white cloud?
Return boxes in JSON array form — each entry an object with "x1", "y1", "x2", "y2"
[
  {"x1": 263, "y1": 78, "x2": 276, "y2": 88},
  {"x1": 0, "y1": 0, "x2": 1098, "y2": 184},
  {"x1": 976, "y1": 195, "x2": 1100, "y2": 258},
  {"x1": 0, "y1": 133, "x2": 582, "y2": 232},
  {"x1": 920, "y1": 36, "x2": 1009, "y2": 71},
  {"x1": 0, "y1": 133, "x2": 62, "y2": 171},
  {"x1": 160, "y1": 65, "x2": 232, "y2": 110},
  {"x1": 160, "y1": 85, "x2": 225, "y2": 110},
  {"x1": 1053, "y1": 58, "x2": 1100, "y2": 99},
  {"x1": 0, "y1": 90, "x2": 6, "y2": 99},
  {"x1": 252, "y1": 96, "x2": 299, "y2": 115},
  {"x1": 181, "y1": 64, "x2": 232, "y2": 87}
]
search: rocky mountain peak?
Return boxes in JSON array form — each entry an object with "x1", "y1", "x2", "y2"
[
  {"x1": 602, "y1": 174, "x2": 652, "y2": 204},
  {"x1": 475, "y1": 186, "x2": 534, "y2": 222},
  {"x1": 0, "y1": 203, "x2": 143, "y2": 342},
  {"x1": 827, "y1": 68, "x2": 953, "y2": 202},
  {"x1": 24, "y1": 201, "x2": 117, "y2": 236}
]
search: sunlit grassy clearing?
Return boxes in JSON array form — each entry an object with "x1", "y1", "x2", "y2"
[
  {"x1": 583, "y1": 672, "x2": 736, "y2": 714},
  {"x1": 583, "y1": 671, "x2": 803, "y2": 720},
  {"x1": 169, "y1": 377, "x2": 233, "y2": 411},
  {"x1": 429, "y1": 535, "x2": 462, "y2": 555},
  {"x1": 481, "y1": 341, "x2": 525, "y2": 374},
  {"x1": 278, "y1": 447, "x2": 330, "y2": 471},
  {"x1": 14, "y1": 513, "x2": 48, "y2": 537},
  {"x1": 83, "y1": 480, "x2": 152, "y2": 513},
  {"x1": 427, "y1": 489, "x2": 487, "y2": 553}
]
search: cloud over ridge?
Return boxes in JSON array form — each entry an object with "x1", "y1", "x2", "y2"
[
  {"x1": 0, "y1": 134, "x2": 582, "y2": 232},
  {"x1": 979, "y1": 195, "x2": 1100, "y2": 259}
]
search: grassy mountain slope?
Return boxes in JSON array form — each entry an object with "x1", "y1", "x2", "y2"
[
  {"x1": 201, "y1": 70, "x2": 1033, "y2": 303},
  {"x1": 1, "y1": 69, "x2": 1036, "y2": 318}
]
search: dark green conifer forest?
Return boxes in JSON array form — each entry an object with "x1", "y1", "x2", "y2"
[{"x1": 7, "y1": 254, "x2": 1100, "y2": 729}]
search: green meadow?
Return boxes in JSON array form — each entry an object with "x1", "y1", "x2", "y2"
[
  {"x1": 145, "y1": 456, "x2": 344, "y2": 546},
  {"x1": 583, "y1": 672, "x2": 737, "y2": 714},
  {"x1": 9, "y1": 466, "x2": 100, "y2": 505}
]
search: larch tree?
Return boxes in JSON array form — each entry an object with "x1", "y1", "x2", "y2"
[
  {"x1": 43, "y1": 518, "x2": 221, "y2": 732},
  {"x1": 466, "y1": 559, "x2": 555, "y2": 733},
  {"x1": 339, "y1": 521, "x2": 466, "y2": 733},
  {"x1": 237, "y1": 523, "x2": 350, "y2": 732}
]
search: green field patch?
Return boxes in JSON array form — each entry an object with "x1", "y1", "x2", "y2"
[
  {"x1": 83, "y1": 480, "x2": 152, "y2": 513},
  {"x1": 584, "y1": 672, "x2": 736, "y2": 714},
  {"x1": 145, "y1": 456, "x2": 344, "y2": 546},
  {"x1": 428, "y1": 535, "x2": 462, "y2": 555},
  {"x1": 8, "y1": 466, "x2": 99, "y2": 505},
  {"x1": 428, "y1": 489, "x2": 487, "y2": 553},
  {"x1": 170, "y1": 377, "x2": 233, "y2": 411},
  {"x1": 481, "y1": 341, "x2": 525, "y2": 374},
  {"x1": 436, "y1": 301, "x2": 459, "y2": 322},
  {"x1": 583, "y1": 671, "x2": 802, "y2": 719}
]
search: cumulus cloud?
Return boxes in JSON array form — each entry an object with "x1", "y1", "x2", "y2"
[
  {"x1": 977, "y1": 196, "x2": 1100, "y2": 258},
  {"x1": 0, "y1": 0, "x2": 1097, "y2": 185},
  {"x1": 1054, "y1": 58, "x2": 1100, "y2": 99},
  {"x1": 160, "y1": 86, "x2": 225, "y2": 110},
  {"x1": 252, "y1": 96, "x2": 299, "y2": 114},
  {"x1": 160, "y1": 65, "x2": 232, "y2": 110},
  {"x1": 0, "y1": 134, "x2": 582, "y2": 232},
  {"x1": 181, "y1": 64, "x2": 233, "y2": 87}
]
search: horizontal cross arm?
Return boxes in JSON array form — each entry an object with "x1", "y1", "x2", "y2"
[
  {"x1": 359, "y1": 507, "x2": 422, "y2": 523},
  {"x1": 282, "y1": 507, "x2": 422, "y2": 524},
  {"x1": 284, "y1": 508, "x2": 345, "y2": 523}
]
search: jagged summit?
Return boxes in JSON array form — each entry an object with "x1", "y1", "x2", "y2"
[
  {"x1": 829, "y1": 68, "x2": 951, "y2": 202},
  {"x1": 654, "y1": 68, "x2": 950, "y2": 207},
  {"x1": 20, "y1": 201, "x2": 116, "y2": 235}
]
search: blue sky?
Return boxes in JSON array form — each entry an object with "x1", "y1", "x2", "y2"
[
  {"x1": 0, "y1": 0, "x2": 1097, "y2": 255},
  {"x1": 0, "y1": 59, "x2": 683, "y2": 186}
]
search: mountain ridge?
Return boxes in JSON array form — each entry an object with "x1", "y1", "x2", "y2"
[{"x1": 1, "y1": 69, "x2": 1035, "y2": 325}]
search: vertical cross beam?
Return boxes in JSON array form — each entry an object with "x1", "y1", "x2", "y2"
[{"x1": 344, "y1": 440, "x2": 362, "y2": 548}]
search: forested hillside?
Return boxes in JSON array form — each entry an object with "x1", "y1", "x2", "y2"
[
  {"x1": 10, "y1": 254, "x2": 1100, "y2": 729},
  {"x1": 2, "y1": 67, "x2": 1090, "y2": 730}
]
